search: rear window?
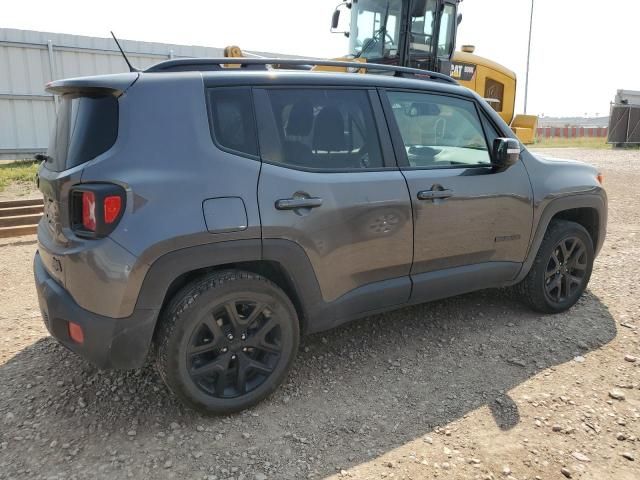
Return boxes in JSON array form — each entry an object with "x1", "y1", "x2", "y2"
[
  {"x1": 207, "y1": 87, "x2": 258, "y2": 157},
  {"x1": 47, "y1": 94, "x2": 118, "y2": 172}
]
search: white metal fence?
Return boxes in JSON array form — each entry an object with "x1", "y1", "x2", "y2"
[{"x1": 0, "y1": 28, "x2": 285, "y2": 160}]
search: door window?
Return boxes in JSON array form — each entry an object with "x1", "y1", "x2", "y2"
[
  {"x1": 387, "y1": 91, "x2": 491, "y2": 168},
  {"x1": 255, "y1": 89, "x2": 384, "y2": 170}
]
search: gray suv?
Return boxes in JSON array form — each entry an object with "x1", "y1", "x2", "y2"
[{"x1": 34, "y1": 59, "x2": 607, "y2": 414}]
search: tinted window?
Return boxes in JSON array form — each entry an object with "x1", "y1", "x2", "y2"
[
  {"x1": 46, "y1": 94, "x2": 118, "y2": 172},
  {"x1": 207, "y1": 87, "x2": 258, "y2": 157},
  {"x1": 256, "y1": 89, "x2": 383, "y2": 170},
  {"x1": 387, "y1": 91, "x2": 491, "y2": 168}
]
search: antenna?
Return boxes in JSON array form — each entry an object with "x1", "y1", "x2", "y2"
[{"x1": 110, "y1": 31, "x2": 139, "y2": 72}]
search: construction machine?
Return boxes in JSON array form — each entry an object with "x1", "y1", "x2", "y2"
[
  {"x1": 326, "y1": 0, "x2": 537, "y2": 143},
  {"x1": 223, "y1": 0, "x2": 537, "y2": 143}
]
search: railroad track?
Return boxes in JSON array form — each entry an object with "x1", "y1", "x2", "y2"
[{"x1": 0, "y1": 198, "x2": 43, "y2": 238}]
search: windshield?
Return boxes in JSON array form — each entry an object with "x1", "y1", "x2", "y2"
[{"x1": 349, "y1": 0, "x2": 403, "y2": 60}]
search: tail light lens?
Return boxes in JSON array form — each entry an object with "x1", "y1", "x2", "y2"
[
  {"x1": 71, "y1": 184, "x2": 126, "y2": 238},
  {"x1": 104, "y1": 195, "x2": 122, "y2": 224}
]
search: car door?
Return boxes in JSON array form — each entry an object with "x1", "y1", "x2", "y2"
[
  {"x1": 380, "y1": 89, "x2": 533, "y2": 301},
  {"x1": 254, "y1": 87, "x2": 413, "y2": 311}
]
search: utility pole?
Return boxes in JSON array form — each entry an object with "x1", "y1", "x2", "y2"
[{"x1": 524, "y1": 0, "x2": 535, "y2": 114}]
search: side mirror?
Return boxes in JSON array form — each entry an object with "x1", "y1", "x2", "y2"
[
  {"x1": 492, "y1": 137, "x2": 520, "y2": 170},
  {"x1": 457, "y1": 13, "x2": 463, "y2": 26},
  {"x1": 331, "y1": 10, "x2": 341, "y2": 30}
]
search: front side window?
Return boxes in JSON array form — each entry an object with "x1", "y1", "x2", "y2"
[
  {"x1": 207, "y1": 87, "x2": 258, "y2": 157},
  {"x1": 387, "y1": 91, "x2": 491, "y2": 168},
  {"x1": 256, "y1": 89, "x2": 383, "y2": 171}
]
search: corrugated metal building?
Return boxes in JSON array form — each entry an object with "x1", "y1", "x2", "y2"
[{"x1": 0, "y1": 28, "x2": 292, "y2": 159}]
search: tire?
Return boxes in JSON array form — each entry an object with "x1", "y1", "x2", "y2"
[
  {"x1": 155, "y1": 270, "x2": 300, "y2": 415},
  {"x1": 517, "y1": 220, "x2": 594, "y2": 313}
]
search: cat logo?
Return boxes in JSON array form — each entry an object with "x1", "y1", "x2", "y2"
[{"x1": 450, "y1": 62, "x2": 476, "y2": 82}]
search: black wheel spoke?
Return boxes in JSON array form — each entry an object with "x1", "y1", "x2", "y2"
[
  {"x1": 247, "y1": 357, "x2": 274, "y2": 376},
  {"x1": 215, "y1": 370, "x2": 228, "y2": 396},
  {"x1": 224, "y1": 301, "x2": 244, "y2": 329},
  {"x1": 191, "y1": 352, "x2": 230, "y2": 378},
  {"x1": 235, "y1": 354, "x2": 248, "y2": 395},
  {"x1": 563, "y1": 273, "x2": 572, "y2": 297},
  {"x1": 245, "y1": 302, "x2": 267, "y2": 327},
  {"x1": 188, "y1": 342, "x2": 218, "y2": 355}
]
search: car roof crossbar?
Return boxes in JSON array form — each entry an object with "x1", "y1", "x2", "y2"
[{"x1": 145, "y1": 57, "x2": 458, "y2": 84}]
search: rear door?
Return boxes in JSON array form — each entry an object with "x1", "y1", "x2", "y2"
[
  {"x1": 380, "y1": 89, "x2": 533, "y2": 299},
  {"x1": 37, "y1": 91, "x2": 120, "y2": 285},
  {"x1": 254, "y1": 87, "x2": 413, "y2": 308}
]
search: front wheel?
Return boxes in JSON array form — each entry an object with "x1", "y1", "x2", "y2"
[
  {"x1": 155, "y1": 270, "x2": 299, "y2": 415},
  {"x1": 517, "y1": 220, "x2": 594, "y2": 313}
]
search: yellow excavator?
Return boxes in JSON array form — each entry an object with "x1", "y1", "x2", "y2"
[{"x1": 225, "y1": 0, "x2": 537, "y2": 143}]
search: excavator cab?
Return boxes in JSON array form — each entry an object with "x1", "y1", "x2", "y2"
[{"x1": 331, "y1": 0, "x2": 461, "y2": 73}]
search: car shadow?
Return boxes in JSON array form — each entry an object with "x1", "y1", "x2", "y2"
[{"x1": 0, "y1": 288, "x2": 616, "y2": 479}]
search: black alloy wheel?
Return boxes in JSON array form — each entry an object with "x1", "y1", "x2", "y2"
[
  {"x1": 544, "y1": 236, "x2": 589, "y2": 305},
  {"x1": 517, "y1": 220, "x2": 594, "y2": 313},
  {"x1": 156, "y1": 270, "x2": 299, "y2": 415},
  {"x1": 187, "y1": 299, "x2": 283, "y2": 398}
]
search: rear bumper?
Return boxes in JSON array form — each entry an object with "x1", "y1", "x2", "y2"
[{"x1": 34, "y1": 251, "x2": 158, "y2": 369}]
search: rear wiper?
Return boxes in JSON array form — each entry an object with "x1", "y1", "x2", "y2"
[{"x1": 34, "y1": 153, "x2": 52, "y2": 162}]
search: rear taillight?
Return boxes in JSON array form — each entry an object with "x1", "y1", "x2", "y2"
[
  {"x1": 104, "y1": 195, "x2": 122, "y2": 224},
  {"x1": 71, "y1": 184, "x2": 126, "y2": 238}
]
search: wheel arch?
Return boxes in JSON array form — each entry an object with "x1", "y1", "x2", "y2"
[
  {"x1": 511, "y1": 193, "x2": 607, "y2": 285},
  {"x1": 135, "y1": 239, "x2": 323, "y2": 350}
]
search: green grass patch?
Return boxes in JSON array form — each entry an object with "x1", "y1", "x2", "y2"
[
  {"x1": 0, "y1": 161, "x2": 40, "y2": 192},
  {"x1": 532, "y1": 137, "x2": 610, "y2": 149}
]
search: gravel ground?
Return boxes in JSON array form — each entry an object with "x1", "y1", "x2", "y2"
[{"x1": 0, "y1": 148, "x2": 638, "y2": 480}]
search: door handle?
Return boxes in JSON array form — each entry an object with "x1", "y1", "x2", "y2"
[
  {"x1": 275, "y1": 197, "x2": 323, "y2": 210},
  {"x1": 417, "y1": 189, "x2": 453, "y2": 200}
]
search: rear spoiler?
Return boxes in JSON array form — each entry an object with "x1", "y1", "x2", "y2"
[{"x1": 45, "y1": 72, "x2": 139, "y2": 96}]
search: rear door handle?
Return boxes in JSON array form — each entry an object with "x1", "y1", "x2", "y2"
[
  {"x1": 275, "y1": 197, "x2": 323, "y2": 210},
  {"x1": 417, "y1": 189, "x2": 453, "y2": 200}
]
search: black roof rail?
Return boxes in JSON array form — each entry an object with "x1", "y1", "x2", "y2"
[{"x1": 145, "y1": 57, "x2": 458, "y2": 85}]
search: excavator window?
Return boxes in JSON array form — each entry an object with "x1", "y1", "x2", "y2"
[
  {"x1": 350, "y1": 0, "x2": 402, "y2": 60},
  {"x1": 484, "y1": 78, "x2": 505, "y2": 113},
  {"x1": 437, "y1": 3, "x2": 456, "y2": 57},
  {"x1": 409, "y1": 0, "x2": 436, "y2": 54}
]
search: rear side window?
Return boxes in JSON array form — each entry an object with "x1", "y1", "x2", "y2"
[
  {"x1": 254, "y1": 88, "x2": 383, "y2": 170},
  {"x1": 207, "y1": 87, "x2": 258, "y2": 157},
  {"x1": 47, "y1": 94, "x2": 118, "y2": 172}
]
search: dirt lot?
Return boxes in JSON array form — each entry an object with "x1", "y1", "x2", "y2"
[{"x1": 0, "y1": 148, "x2": 638, "y2": 480}]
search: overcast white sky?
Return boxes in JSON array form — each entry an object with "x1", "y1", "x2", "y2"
[{"x1": 3, "y1": 0, "x2": 638, "y2": 116}]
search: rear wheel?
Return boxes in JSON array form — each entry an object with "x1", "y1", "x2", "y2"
[
  {"x1": 156, "y1": 270, "x2": 299, "y2": 414},
  {"x1": 517, "y1": 220, "x2": 594, "y2": 313}
]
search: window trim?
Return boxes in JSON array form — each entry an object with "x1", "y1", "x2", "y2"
[
  {"x1": 379, "y1": 87, "x2": 496, "y2": 171},
  {"x1": 252, "y1": 86, "x2": 397, "y2": 174},
  {"x1": 205, "y1": 86, "x2": 261, "y2": 161}
]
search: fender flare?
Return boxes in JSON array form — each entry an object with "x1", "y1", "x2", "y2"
[
  {"x1": 134, "y1": 238, "x2": 324, "y2": 332},
  {"x1": 510, "y1": 192, "x2": 607, "y2": 285}
]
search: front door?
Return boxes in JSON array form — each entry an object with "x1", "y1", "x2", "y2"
[
  {"x1": 381, "y1": 89, "x2": 533, "y2": 299},
  {"x1": 254, "y1": 87, "x2": 413, "y2": 308}
]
